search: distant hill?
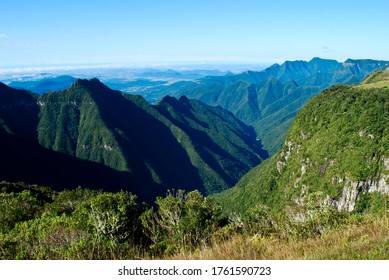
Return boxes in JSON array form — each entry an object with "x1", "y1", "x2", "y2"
[
  {"x1": 4, "y1": 69, "x2": 228, "y2": 97},
  {"x1": 8, "y1": 75, "x2": 77, "y2": 94},
  {"x1": 0, "y1": 79, "x2": 267, "y2": 199},
  {"x1": 141, "y1": 58, "x2": 389, "y2": 154},
  {"x1": 216, "y1": 70, "x2": 389, "y2": 216}
]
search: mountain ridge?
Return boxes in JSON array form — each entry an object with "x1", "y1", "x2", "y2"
[
  {"x1": 139, "y1": 58, "x2": 389, "y2": 154},
  {"x1": 0, "y1": 79, "x2": 267, "y2": 199}
]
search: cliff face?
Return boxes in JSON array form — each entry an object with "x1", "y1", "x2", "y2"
[
  {"x1": 275, "y1": 81, "x2": 388, "y2": 214},
  {"x1": 276, "y1": 137, "x2": 388, "y2": 214},
  {"x1": 217, "y1": 71, "x2": 389, "y2": 216}
]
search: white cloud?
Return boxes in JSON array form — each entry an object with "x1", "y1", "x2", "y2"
[{"x1": 0, "y1": 34, "x2": 8, "y2": 38}]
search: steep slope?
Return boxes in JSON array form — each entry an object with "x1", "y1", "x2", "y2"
[
  {"x1": 141, "y1": 58, "x2": 389, "y2": 154},
  {"x1": 156, "y1": 95, "x2": 267, "y2": 192},
  {"x1": 0, "y1": 125, "x2": 165, "y2": 202},
  {"x1": 0, "y1": 83, "x2": 39, "y2": 140},
  {"x1": 1, "y1": 79, "x2": 266, "y2": 197},
  {"x1": 0, "y1": 83, "x2": 165, "y2": 202},
  {"x1": 217, "y1": 71, "x2": 389, "y2": 215}
]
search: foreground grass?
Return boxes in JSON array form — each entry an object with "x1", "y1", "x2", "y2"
[{"x1": 166, "y1": 215, "x2": 389, "y2": 260}]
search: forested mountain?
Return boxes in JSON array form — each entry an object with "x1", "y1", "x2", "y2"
[
  {"x1": 0, "y1": 79, "x2": 266, "y2": 199},
  {"x1": 141, "y1": 58, "x2": 389, "y2": 154},
  {"x1": 5, "y1": 58, "x2": 387, "y2": 155},
  {"x1": 216, "y1": 70, "x2": 389, "y2": 216}
]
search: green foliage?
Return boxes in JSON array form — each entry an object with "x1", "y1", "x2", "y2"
[
  {"x1": 0, "y1": 215, "x2": 91, "y2": 260},
  {"x1": 156, "y1": 96, "x2": 267, "y2": 193},
  {"x1": 141, "y1": 190, "x2": 221, "y2": 255},
  {"x1": 44, "y1": 187, "x2": 98, "y2": 216},
  {"x1": 214, "y1": 155, "x2": 282, "y2": 214},
  {"x1": 354, "y1": 193, "x2": 389, "y2": 215},
  {"x1": 0, "y1": 182, "x2": 52, "y2": 234},
  {"x1": 141, "y1": 58, "x2": 389, "y2": 155},
  {"x1": 0, "y1": 186, "x2": 147, "y2": 260},
  {"x1": 1, "y1": 79, "x2": 266, "y2": 198},
  {"x1": 76, "y1": 191, "x2": 141, "y2": 243},
  {"x1": 37, "y1": 80, "x2": 127, "y2": 171},
  {"x1": 241, "y1": 203, "x2": 275, "y2": 236},
  {"x1": 289, "y1": 196, "x2": 348, "y2": 240},
  {"x1": 217, "y1": 81, "x2": 388, "y2": 218},
  {"x1": 0, "y1": 191, "x2": 43, "y2": 234},
  {"x1": 0, "y1": 182, "x2": 386, "y2": 260},
  {"x1": 1, "y1": 70, "x2": 388, "y2": 260},
  {"x1": 281, "y1": 84, "x2": 388, "y2": 210}
]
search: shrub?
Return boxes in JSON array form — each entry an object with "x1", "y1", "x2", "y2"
[
  {"x1": 0, "y1": 191, "x2": 43, "y2": 234},
  {"x1": 141, "y1": 190, "x2": 222, "y2": 255}
]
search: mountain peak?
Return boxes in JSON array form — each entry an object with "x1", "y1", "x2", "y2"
[
  {"x1": 158, "y1": 95, "x2": 178, "y2": 106},
  {"x1": 309, "y1": 57, "x2": 338, "y2": 64},
  {"x1": 310, "y1": 57, "x2": 324, "y2": 62},
  {"x1": 158, "y1": 95, "x2": 194, "y2": 114},
  {"x1": 72, "y1": 78, "x2": 104, "y2": 88},
  {"x1": 178, "y1": 95, "x2": 190, "y2": 104},
  {"x1": 68, "y1": 78, "x2": 117, "y2": 97}
]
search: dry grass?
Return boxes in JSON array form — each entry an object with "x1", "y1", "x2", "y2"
[
  {"x1": 165, "y1": 216, "x2": 389, "y2": 260},
  {"x1": 357, "y1": 70, "x2": 389, "y2": 89}
]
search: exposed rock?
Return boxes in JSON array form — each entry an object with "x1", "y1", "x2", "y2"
[
  {"x1": 331, "y1": 179, "x2": 359, "y2": 211},
  {"x1": 301, "y1": 163, "x2": 306, "y2": 176},
  {"x1": 331, "y1": 157, "x2": 389, "y2": 211},
  {"x1": 277, "y1": 161, "x2": 284, "y2": 173}
]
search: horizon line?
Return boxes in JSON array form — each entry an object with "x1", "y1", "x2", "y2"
[{"x1": 1, "y1": 57, "x2": 388, "y2": 76}]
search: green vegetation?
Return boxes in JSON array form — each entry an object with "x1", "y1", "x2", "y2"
[
  {"x1": 358, "y1": 70, "x2": 389, "y2": 89},
  {"x1": 142, "y1": 58, "x2": 389, "y2": 154},
  {"x1": 1, "y1": 79, "x2": 267, "y2": 199},
  {"x1": 156, "y1": 96, "x2": 268, "y2": 193},
  {"x1": 141, "y1": 190, "x2": 221, "y2": 256},
  {"x1": 1, "y1": 68, "x2": 388, "y2": 260},
  {"x1": 216, "y1": 76, "x2": 388, "y2": 216},
  {"x1": 0, "y1": 182, "x2": 224, "y2": 259},
  {"x1": 0, "y1": 182, "x2": 145, "y2": 259},
  {"x1": 38, "y1": 79, "x2": 127, "y2": 170},
  {"x1": 2, "y1": 71, "x2": 389, "y2": 259},
  {"x1": 1, "y1": 182, "x2": 387, "y2": 260}
]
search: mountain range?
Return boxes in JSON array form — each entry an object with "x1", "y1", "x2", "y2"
[
  {"x1": 139, "y1": 58, "x2": 389, "y2": 154},
  {"x1": 7, "y1": 59, "x2": 388, "y2": 155},
  {"x1": 0, "y1": 79, "x2": 267, "y2": 201},
  {"x1": 2, "y1": 58, "x2": 388, "y2": 203}
]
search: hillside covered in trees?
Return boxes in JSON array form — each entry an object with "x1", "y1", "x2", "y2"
[{"x1": 0, "y1": 79, "x2": 267, "y2": 201}]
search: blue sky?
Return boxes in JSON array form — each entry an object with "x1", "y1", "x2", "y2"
[{"x1": 1, "y1": 0, "x2": 389, "y2": 68}]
